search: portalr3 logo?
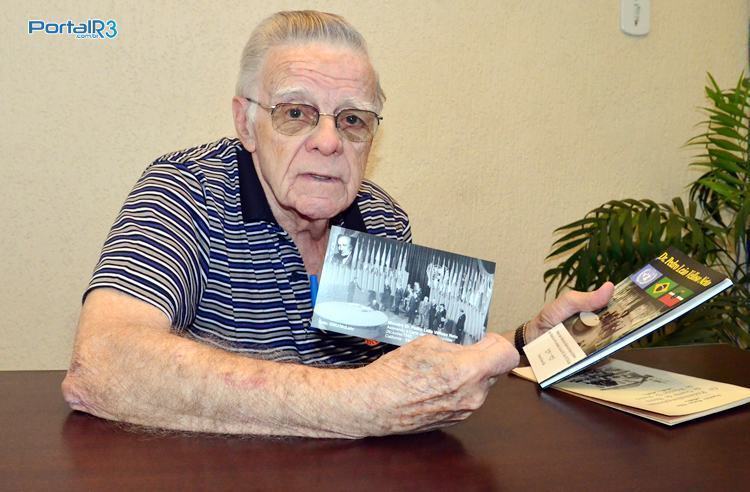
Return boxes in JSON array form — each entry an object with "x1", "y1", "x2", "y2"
[{"x1": 28, "y1": 19, "x2": 118, "y2": 39}]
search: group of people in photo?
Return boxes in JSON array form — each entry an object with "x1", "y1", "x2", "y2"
[{"x1": 324, "y1": 230, "x2": 494, "y2": 345}]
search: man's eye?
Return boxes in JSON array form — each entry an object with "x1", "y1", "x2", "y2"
[
  {"x1": 344, "y1": 114, "x2": 362, "y2": 125},
  {"x1": 288, "y1": 108, "x2": 303, "y2": 119}
]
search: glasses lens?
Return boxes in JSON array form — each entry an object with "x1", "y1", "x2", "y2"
[
  {"x1": 336, "y1": 109, "x2": 379, "y2": 142},
  {"x1": 271, "y1": 103, "x2": 319, "y2": 136}
]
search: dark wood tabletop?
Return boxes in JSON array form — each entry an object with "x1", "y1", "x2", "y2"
[{"x1": 2, "y1": 344, "x2": 749, "y2": 491}]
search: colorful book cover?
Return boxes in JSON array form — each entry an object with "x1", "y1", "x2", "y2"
[{"x1": 524, "y1": 247, "x2": 733, "y2": 388}]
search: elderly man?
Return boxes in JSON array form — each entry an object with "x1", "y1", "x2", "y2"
[{"x1": 62, "y1": 10, "x2": 612, "y2": 438}]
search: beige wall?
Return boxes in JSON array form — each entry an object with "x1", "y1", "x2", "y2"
[{"x1": 1, "y1": 1, "x2": 746, "y2": 369}]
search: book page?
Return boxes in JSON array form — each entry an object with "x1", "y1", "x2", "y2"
[
  {"x1": 515, "y1": 359, "x2": 750, "y2": 417},
  {"x1": 524, "y1": 324, "x2": 586, "y2": 382},
  {"x1": 556, "y1": 359, "x2": 750, "y2": 416}
]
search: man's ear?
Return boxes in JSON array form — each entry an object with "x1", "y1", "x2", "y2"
[{"x1": 232, "y1": 96, "x2": 256, "y2": 152}]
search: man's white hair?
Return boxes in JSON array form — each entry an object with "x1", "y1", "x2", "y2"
[{"x1": 236, "y1": 10, "x2": 385, "y2": 114}]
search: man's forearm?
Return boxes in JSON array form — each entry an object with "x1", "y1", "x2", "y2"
[
  {"x1": 64, "y1": 289, "x2": 521, "y2": 438},
  {"x1": 62, "y1": 291, "x2": 373, "y2": 438},
  {"x1": 65, "y1": 328, "x2": 375, "y2": 437}
]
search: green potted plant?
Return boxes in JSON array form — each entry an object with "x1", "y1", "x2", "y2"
[{"x1": 544, "y1": 74, "x2": 749, "y2": 348}]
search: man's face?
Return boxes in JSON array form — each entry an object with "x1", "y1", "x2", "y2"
[
  {"x1": 247, "y1": 43, "x2": 378, "y2": 221},
  {"x1": 337, "y1": 236, "x2": 352, "y2": 256}
]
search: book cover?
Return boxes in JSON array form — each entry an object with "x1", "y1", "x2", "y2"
[
  {"x1": 311, "y1": 226, "x2": 496, "y2": 346},
  {"x1": 512, "y1": 359, "x2": 750, "y2": 426},
  {"x1": 525, "y1": 247, "x2": 733, "y2": 388}
]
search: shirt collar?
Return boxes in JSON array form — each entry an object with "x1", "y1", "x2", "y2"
[{"x1": 237, "y1": 144, "x2": 367, "y2": 233}]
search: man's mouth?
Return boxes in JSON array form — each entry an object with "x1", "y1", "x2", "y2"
[{"x1": 306, "y1": 173, "x2": 336, "y2": 182}]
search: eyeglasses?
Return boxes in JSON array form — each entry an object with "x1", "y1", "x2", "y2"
[{"x1": 245, "y1": 97, "x2": 382, "y2": 142}]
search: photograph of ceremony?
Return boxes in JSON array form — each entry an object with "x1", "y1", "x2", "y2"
[{"x1": 311, "y1": 226, "x2": 496, "y2": 346}]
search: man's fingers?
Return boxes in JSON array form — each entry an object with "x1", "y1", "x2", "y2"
[
  {"x1": 540, "y1": 281, "x2": 615, "y2": 328},
  {"x1": 585, "y1": 281, "x2": 615, "y2": 310},
  {"x1": 371, "y1": 331, "x2": 518, "y2": 435},
  {"x1": 473, "y1": 332, "x2": 504, "y2": 349},
  {"x1": 469, "y1": 333, "x2": 519, "y2": 375},
  {"x1": 563, "y1": 281, "x2": 614, "y2": 314}
]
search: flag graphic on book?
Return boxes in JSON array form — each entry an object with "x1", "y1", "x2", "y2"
[
  {"x1": 646, "y1": 277, "x2": 677, "y2": 298},
  {"x1": 630, "y1": 264, "x2": 663, "y2": 288},
  {"x1": 658, "y1": 285, "x2": 694, "y2": 308}
]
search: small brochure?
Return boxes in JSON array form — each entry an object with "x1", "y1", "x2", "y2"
[
  {"x1": 311, "y1": 226, "x2": 496, "y2": 346},
  {"x1": 513, "y1": 359, "x2": 750, "y2": 426},
  {"x1": 525, "y1": 247, "x2": 733, "y2": 388}
]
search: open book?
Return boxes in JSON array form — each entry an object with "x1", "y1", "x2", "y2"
[
  {"x1": 525, "y1": 247, "x2": 733, "y2": 388},
  {"x1": 512, "y1": 359, "x2": 750, "y2": 425}
]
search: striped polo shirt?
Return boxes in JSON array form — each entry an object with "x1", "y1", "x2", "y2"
[{"x1": 87, "y1": 137, "x2": 411, "y2": 365}]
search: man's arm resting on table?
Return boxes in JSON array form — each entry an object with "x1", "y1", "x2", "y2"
[{"x1": 62, "y1": 288, "x2": 519, "y2": 438}]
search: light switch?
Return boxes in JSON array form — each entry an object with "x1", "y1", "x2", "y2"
[{"x1": 620, "y1": 0, "x2": 650, "y2": 36}]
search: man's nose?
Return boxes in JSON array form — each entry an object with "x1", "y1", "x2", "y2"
[{"x1": 305, "y1": 115, "x2": 343, "y2": 155}]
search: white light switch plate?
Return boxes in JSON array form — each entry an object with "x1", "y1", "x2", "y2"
[{"x1": 620, "y1": 0, "x2": 650, "y2": 36}]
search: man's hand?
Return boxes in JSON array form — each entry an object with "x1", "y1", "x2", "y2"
[
  {"x1": 524, "y1": 282, "x2": 615, "y2": 343},
  {"x1": 354, "y1": 333, "x2": 519, "y2": 435}
]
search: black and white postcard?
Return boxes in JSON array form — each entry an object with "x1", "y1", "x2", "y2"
[{"x1": 311, "y1": 226, "x2": 496, "y2": 346}]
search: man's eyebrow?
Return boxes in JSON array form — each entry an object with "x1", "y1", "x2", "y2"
[
  {"x1": 339, "y1": 97, "x2": 378, "y2": 113},
  {"x1": 272, "y1": 87, "x2": 310, "y2": 101},
  {"x1": 271, "y1": 87, "x2": 378, "y2": 112}
]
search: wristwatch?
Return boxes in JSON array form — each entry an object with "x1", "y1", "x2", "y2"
[{"x1": 514, "y1": 321, "x2": 528, "y2": 352}]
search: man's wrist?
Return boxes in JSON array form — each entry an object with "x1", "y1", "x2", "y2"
[{"x1": 344, "y1": 365, "x2": 397, "y2": 437}]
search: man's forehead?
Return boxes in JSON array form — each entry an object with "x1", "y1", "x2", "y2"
[{"x1": 260, "y1": 43, "x2": 377, "y2": 107}]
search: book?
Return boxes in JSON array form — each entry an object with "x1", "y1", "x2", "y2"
[
  {"x1": 512, "y1": 359, "x2": 750, "y2": 426},
  {"x1": 310, "y1": 226, "x2": 496, "y2": 346},
  {"x1": 525, "y1": 247, "x2": 733, "y2": 388}
]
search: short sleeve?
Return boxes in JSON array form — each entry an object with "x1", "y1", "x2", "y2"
[
  {"x1": 86, "y1": 161, "x2": 210, "y2": 330},
  {"x1": 358, "y1": 180, "x2": 412, "y2": 243}
]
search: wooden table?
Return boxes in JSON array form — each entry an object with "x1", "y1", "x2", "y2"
[{"x1": 2, "y1": 345, "x2": 749, "y2": 491}]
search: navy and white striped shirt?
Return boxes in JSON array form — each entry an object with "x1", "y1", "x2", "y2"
[{"x1": 87, "y1": 137, "x2": 411, "y2": 365}]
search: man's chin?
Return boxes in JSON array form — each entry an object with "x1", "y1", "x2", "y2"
[{"x1": 292, "y1": 199, "x2": 347, "y2": 222}]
